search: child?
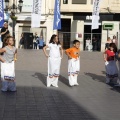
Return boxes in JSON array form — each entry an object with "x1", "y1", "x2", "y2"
[
  {"x1": 43, "y1": 34, "x2": 63, "y2": 87},
  {"x1": 103, "y1": 43, "x2": 119, "y2": 85},
  {"x1": 0, "y1": 36, "x2": 17, "y2": 92},
  {"x1": 65, "y1": 40, "x2": 80, "y2": 86}
]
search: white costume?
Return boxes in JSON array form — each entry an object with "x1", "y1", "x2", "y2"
[
  {"x1": 68, "y1": 58, "x2": 80, "y2": 86},
  {"x1": 47, "y1": 43, "x2": 61, "y2": 87},
  {"x1": 1, "y1": 61, "x2": 16, "y2": 91}
]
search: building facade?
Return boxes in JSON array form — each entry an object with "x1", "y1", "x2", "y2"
[{"x1": 7, "y1": 0, "x2": 120, "y2": 51}]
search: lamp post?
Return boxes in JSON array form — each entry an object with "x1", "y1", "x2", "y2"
[{"x1": 4, "y1": 0, "x2": 23, "y2": 38}]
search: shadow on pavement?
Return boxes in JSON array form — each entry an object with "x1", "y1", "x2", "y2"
[
  {"x1": 84, "y1": 72, "x2": 120, "y2": 93},
  {"x1": 32, "y1": 72, "x2": 47, "y2": 86},
  {"x1": 32, "y1": 73, "x2": 70, "y2": 87},
  {"x1": 110, "y1": 86, "x2": 120, "y2": 93},
  {"x1": 84, "y1": 72, "x2": 105, "y2": 83},
  {"x1": 0, "y1": 85, "x2": 98, "y2": 120},
  {"x1": 59, "y1": 75, "x2": 70, "y2": 87},
  {"x1": 101, "y1": 71, "x2": 106, "y2": 75}
]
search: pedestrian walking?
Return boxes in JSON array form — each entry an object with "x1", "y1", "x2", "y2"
[
  {"x1": 19, "y1": 33, "x2": 24, "y2": 49},
  {"x1": 103, "y1": 43, "x2": 119, "y2": 85},
  {"x1": 105, "y1": 37, "x2": 112, "y2": 50},
  {"x1": 33, "y1": 32, "x2": 39, "y2": 49},
  {"x1": 112, "y1": 35, "x2": 118, "y2": 47},
  {"x1": 85, "y1": 38, "x2": 91, "y2": 51},
  {"x1": 0, "y1": 36, "x2": 17, "y2": 92},
  {"x1": 92, "y1": 37, "x2": 97, "y2": 51},
  {"x1": 43, "y1": 34, "x2": 63, "y2": 87},
  {"x1": 38, "y1": 35, "x2": 44, "y2": 49},
  {"x1": 65, "y1": 40, "x2": 80, "y2": 87}
]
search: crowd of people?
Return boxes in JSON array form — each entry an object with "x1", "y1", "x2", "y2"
[
  {"x1": 0, "y1": 26, "x2": 80, "y2": 90},
  {"x1": 0, "y1": 22, "x2": 120, "y2": 91},
  {"x1": 19, "y1": 32, "x2": 45, "y2": 49}
]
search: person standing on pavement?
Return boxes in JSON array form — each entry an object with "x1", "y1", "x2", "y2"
[
  {"x1": 0, "y1": 22, "x2": 10, "y2": 47},
  {"x1": 65, "y1": 40, "x2": 80, "y2": 87},
  {"x1": 105, "y1": 37, "x2": 112, "y2": 50},
  {"x1": 38, "y1": 35, "x2": 44, "y2": 49},
  {"x1": 19, "y1": 33, "x2": 24, "y2": 49},
  {"x1": 33, "y1": 32, "x2": 39, "y2": 49},
  {"x1": 92, "y1": 37, "x2": 97, "y2": 51},
  {"x1": 112, "y1": 35, "x2": 118, "y2": 47},
  {"x1": 43, "y1": 34, "x2": 63, "y2": 87},
  {"x1": 0, "y1": 36, "x2": 17, "y2": 92},
  {"x1": 85, "y1": 38, "x2": 91, "y2": 51},
  {"x1": 103, "y1": 43, "x2": 119, "y2": 85}
]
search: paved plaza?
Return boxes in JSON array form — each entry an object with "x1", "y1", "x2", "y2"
[{"x1": 0, "y1": 49, "x2": 120, "y2": 120}]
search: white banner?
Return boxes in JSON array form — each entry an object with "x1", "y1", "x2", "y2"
[
  {"x1": 92, "y1": 0, "x2": 101, "y2": 29},
  {"x1": 31, "y1": 0, "x2": 42, "y2": 28}
]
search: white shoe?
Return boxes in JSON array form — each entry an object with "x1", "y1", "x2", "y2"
[
  {"x1": 69, "y1": 84, "x2": 74, "y2": 87},
  {"x1": 52, "y1": 85, "x2": 58, "y2": 88},
  {"x1": 74, "y1": 83, "x2": 79, "y2": 86}
]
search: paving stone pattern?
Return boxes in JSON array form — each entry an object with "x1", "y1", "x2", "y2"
[{"x1": 0, "y1": 50, "x2": 120, "y2": 120}]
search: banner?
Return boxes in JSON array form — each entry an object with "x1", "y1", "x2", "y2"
[
  {"x1": 31, "y1": 0, "x2": 42, "y2": 28},
  {"x1": 92, "y1": 0, "x2": 101, "y2": 29},
  {"x1": 53, "y1": 0, "x2": 61, "y2": 30},
  {"x1": 0, "y1": 0, "x2": 4, "y2": 27}
]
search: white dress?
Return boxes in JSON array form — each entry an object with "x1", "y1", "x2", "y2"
[{"x1": 47, "y1": 43, "x2": 61, "y2": 87}]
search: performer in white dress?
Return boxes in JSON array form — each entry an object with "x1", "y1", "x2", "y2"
[{"x1": 43, "y1": 34, "x2": 63, "y2": 87}]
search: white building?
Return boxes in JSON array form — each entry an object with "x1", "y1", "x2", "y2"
[{"x1": 7, "y1": 0, "x2": 120, "y2": 51}]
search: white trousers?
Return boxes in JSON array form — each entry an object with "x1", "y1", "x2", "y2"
[
  {"x1": 47, "y1": 57, "x2": 61, "y2": 87},
  {"x1": 68, "y1": 58, "x2": 80, "y2": 86},
  {"x1": 68, "y1": 75, "x2": 78, "y2": 86},
  {"x1": 1, "y1": 61, "x2": 16, "y2": 91}
]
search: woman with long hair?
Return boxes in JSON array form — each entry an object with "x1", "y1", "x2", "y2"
[
  {"x1": 103, "y1": 43, "x2": 119, "y2": 85},
  {"x1": 43, "y1": 34, "x2": 63, "y2": 87}
]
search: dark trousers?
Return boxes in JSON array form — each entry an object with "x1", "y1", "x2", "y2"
[
  {"x1": 39, "y1": 46, "x2": 43, "y2": 49},
  {"x1": 33, "y1": 42, "x2": 37, "y2": 49}
]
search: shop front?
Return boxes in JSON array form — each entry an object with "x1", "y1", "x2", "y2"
[{"x1": 73, "y1": 12, "x2": 120, "y2": 52}]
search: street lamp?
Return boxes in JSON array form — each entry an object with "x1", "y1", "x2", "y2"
[{"x1": 4, "y1": 0, "x2": 24, "y2": 38}]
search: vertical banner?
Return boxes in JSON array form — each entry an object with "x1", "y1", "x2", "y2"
[
  {"x1": 0, "y1": 0, "x2": 4, "y2": 27},
  {"x1": 92, "y1": 0, "x2": 101, "y2": 29},
  {"x1": 53, "y1": 0, "x2": 61, "y2": 30},
  {"x1": 31, "y1": 0, "x2": 42, "y2": 28}
]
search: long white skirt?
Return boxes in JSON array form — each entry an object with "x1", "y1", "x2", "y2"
[
  {"x1": 47, "y1": 57, "x2": 61, "y2": 87},
  {"x1": 105, "y1": 61, "x2": 119, "y2": 84},
  {"x1": 68, "y1": 58, "x2": 80, "y2": 86},
  {"x1": 1, "y1": 61, "x2": 16, "y2": 91}
]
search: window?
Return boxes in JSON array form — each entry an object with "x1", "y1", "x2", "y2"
[
  {"x1": 63, "y1": 0, "x2": 68, "y2": 4},
  {"x1": 72, "y1": 0, "x2": 87, "y2": 4}
]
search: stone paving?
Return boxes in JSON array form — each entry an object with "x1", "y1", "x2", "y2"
[{"x1": 0, "y1": 49, "x2": 120, "y2": 120}]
